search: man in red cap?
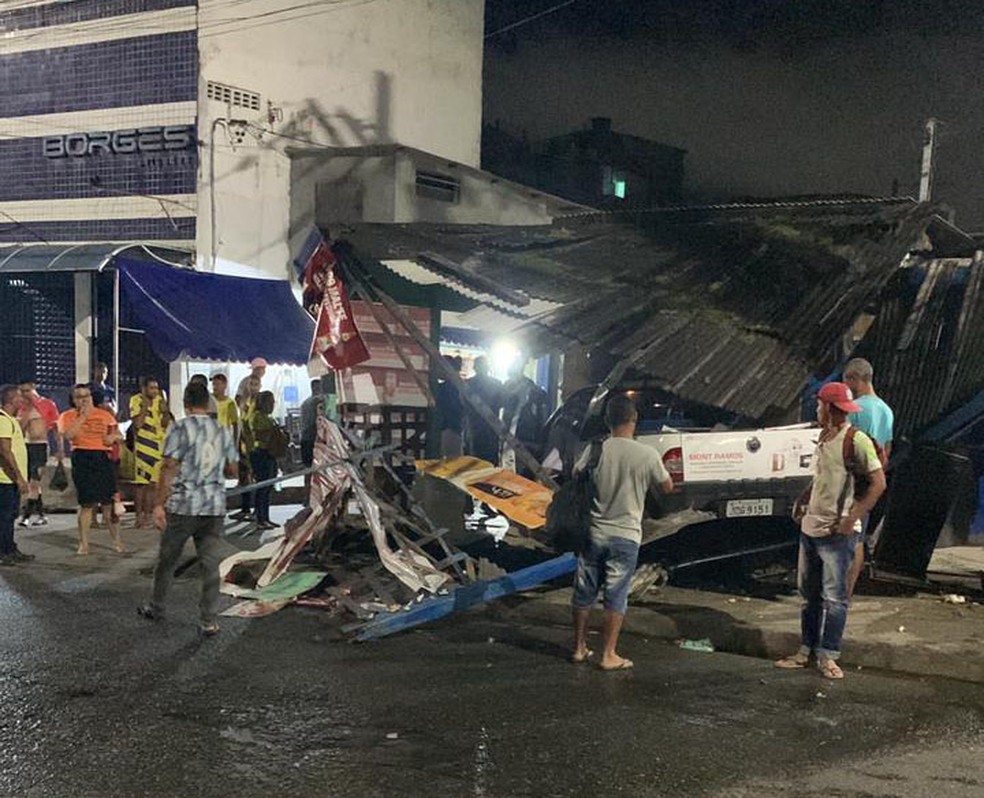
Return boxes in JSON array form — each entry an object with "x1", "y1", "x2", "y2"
[{"x1": 775, "y1": 382, "x2": 885, "y2": 680}]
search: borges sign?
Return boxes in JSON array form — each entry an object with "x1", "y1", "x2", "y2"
[{"x1": 43, "y1": 125, "x2": 196, "y2": 158}]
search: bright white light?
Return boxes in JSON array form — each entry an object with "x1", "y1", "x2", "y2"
[{"x1": 490, "y1": 339, "x2": 521, "y2": 378}]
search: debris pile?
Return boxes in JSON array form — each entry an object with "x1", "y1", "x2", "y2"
[{"x1": 218, "y1": 417, "x2": 574, "y2": 638}]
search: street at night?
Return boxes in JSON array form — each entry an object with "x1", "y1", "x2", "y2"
[{"x1": 0, "y1": 520, "x2": 983, "y2": 798}]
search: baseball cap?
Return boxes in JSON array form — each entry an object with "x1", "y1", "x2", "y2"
[
  {"x1": 817, "y1": 381, "x2": 861, "y2": 414},
  {"x1": 250, "y1": 357, "x2": 268, "y2": 368}
]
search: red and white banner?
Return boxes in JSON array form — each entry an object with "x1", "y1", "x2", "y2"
[{"x1": 298, "y1": 233, "x2": 371, "y2": 371}]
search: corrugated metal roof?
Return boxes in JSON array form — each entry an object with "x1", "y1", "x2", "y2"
[
  {"x1": 345, "y1": 199, "x2": 950, "y2": 420},
  {"x1": 855, "y1": 255, "x2": 984, "y2": 438}
]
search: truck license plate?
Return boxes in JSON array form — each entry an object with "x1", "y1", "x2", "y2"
[{"x1": 725, "y1": 498, "x2": 774, "y2": 517}]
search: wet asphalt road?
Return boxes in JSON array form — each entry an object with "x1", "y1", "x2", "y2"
[{"x1": 2, "y1": 547, "x2": 984, "y2": 798}]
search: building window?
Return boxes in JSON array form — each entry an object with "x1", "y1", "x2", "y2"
[
  {"x1": 415, "y1": 171, "x2": 460, "y2": 203},
  {"x1": 602, "y1": 166, "x2": 628, "y2": 200},
  {"x1": 206, "y1": 81, "x2": 261, "y2": 112}
]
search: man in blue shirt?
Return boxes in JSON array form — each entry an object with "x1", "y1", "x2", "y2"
[
  {"x1": 90, "y1": 362, "x2": 117, "y2": 414},
  {"x1": 138, "y1": 381, "x2": 238, "y2": 636},
  {"x1": 843, "y1": 358, "x2": 894, "y2": 594}
]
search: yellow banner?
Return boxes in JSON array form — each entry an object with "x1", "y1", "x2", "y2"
[{"x1": 416, "y1": 457, "x2": 553, "y2": 530}]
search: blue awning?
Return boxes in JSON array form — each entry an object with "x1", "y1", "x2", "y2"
[{"x1": 117, "y1": 258, "x2": 314, "y2": 365}]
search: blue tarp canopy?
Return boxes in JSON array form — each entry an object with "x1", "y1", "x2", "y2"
[{"x1": 117, "y1": 258, "x2": 314, "y2": 365}]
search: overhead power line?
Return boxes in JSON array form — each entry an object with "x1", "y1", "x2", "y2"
[{"x1": 485, "y1": 0, "x2": 581, "y2": 39}]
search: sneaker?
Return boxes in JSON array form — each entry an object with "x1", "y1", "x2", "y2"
[
  {"x1": 199, "y1": 622, "x2": 220, "y2": 637},
  {"x1": 27, "y1": 514, "x2": 44, "y2": 527},
  {"x1": 34, "y1": 515, "x2": 48, "y2": 527},
  {"x1": 17, "y1": 517, "x2": 30, "y2": 528},
  {"x1": 12, "y1": 549, "x2": 35, "y2": 562}
]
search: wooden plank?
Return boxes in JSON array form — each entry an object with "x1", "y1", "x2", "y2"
[
  {"x1": 339, "y1": 252, "x2": 559, "y2": 490},
  {"x1": 354, "y1": 553, "x2": 577, "y2": 641},
  {"x1": 348, "y1": 283, "x2": 436, "y2": 407}
]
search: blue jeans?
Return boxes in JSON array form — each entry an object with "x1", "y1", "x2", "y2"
[
  {"x1": 798, "y1": 532, "x2": 855, "y2": 661},
  {"x1": 572, "y1": 535, "x2": 639, "y2": 614}
]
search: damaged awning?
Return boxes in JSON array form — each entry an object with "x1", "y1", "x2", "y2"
[
  {"x1": 343, "y1": 198, "x2": 961, "y2": 420},
  {"x1": 0, "y1": 242, "x2": 194, "y2": 273},
  {"x1": 117, "y1": 257, "x2": 314, "y2": 364}
]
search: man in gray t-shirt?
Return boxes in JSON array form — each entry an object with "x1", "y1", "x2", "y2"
[
  {"x1": 138, "y1": 381, "x2": 238, "y2": 636},
  {"x1": 571, "y1": 394, "x2": 673, "y2": 671}
]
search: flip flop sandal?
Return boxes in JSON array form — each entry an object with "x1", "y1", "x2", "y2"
[
  {"x1": 569, "y1": 649, "x2": 594, "y2": 664},
  {"x1": 774, "y1": 654, "x2": 810, "y2": 669},
  {"x1": 818, "y1": 659, "x2": 844, "y2": 680},
  {"x1": 598, "y1": 658, "x2": 634, "y2": 671}
]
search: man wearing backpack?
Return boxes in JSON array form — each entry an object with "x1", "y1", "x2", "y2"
[
  {"x1": 571, "y1": 394, "x2": 674, "y2": 671},
  {"x1": 843, "y1": 358, "x2": 893, "y2": 595},
  {"x1": 775, "y1": 382, "x2": 885, "y2": 680}
]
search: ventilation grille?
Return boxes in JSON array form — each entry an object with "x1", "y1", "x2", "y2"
[
  {"x1": 206, "y1": 81, "x2": 261, "y2": 111},
  {"x1": 415, "y1": 171, "x2": 460, "y2": 203}
]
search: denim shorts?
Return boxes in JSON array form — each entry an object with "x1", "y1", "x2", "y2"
[{"x1": 572, "y1": 535, "x2": 640, "y2": 614}]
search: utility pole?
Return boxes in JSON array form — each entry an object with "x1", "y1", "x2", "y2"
[{"x1": 919, "y1": 117, "x2": 938, "y2": 202}]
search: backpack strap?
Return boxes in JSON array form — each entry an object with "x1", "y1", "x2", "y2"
[{"x1": 834, "y1": 426, "x2": 857, "y2": 523}]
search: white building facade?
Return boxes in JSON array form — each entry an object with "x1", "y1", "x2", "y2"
[{"x1": 1, "y1": 0, "x2": 485, "y2": 274}]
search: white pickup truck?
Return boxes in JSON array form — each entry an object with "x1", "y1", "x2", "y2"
[
  {"x1": 638, "y1": 423, "x2": 819, "y2": 519},
  {"x1": 541, "y1": 386, "x2": 819, "y2": 520}
]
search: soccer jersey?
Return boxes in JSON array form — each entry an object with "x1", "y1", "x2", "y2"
[
  {"x1": 57, "y1": 408, "x2": 117, "y2": 451},
  {"x1": 0, "y1": 410, "x2": 28, "y2": 485}
]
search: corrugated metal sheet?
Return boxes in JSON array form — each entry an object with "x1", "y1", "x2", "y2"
[
  {"x1": 344, "y1": 199, "x2": 953, "y2": 421},
  {"x1": 855, "y1": 255, "x2": 984, "y2": 438}
]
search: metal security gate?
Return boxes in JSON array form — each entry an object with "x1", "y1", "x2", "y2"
[{"x1": 0, "y1": 273, "x2": 75, "y2": 402}]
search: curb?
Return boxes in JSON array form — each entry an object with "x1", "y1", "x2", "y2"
[{"x1": 492, "y1": 589, "x2": 984, "y2": 684}]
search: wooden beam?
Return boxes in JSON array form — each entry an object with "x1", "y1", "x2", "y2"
[
  {"x1": 348, "y1": 284, "x2": 436, "y2": 407},
  {"x1": 339, "y1": 251, "x2": 559, "y2": 490}
]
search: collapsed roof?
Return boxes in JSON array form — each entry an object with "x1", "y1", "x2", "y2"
[{"x1": 342, "y1": 198, "x2": 971, "y2": 421}]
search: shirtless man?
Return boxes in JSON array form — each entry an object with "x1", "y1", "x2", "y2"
[{"x1": 17, "y1": 381, "x2": 59, "y2": 528}]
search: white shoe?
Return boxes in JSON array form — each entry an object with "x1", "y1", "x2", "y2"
[
  {"x1": 17, "y1": 517, "x2": 30, "y2": 528},
  {"x1": 34, "y1": 515, "x2": 48, "y2": 527},
  {"x1": 28, "y1": 514, "x2": 44, "y2": 527}
]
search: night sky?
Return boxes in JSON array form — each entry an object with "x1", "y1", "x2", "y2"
[{"x1": 483, "y1": 0, "x2": 984, "y2": 229}]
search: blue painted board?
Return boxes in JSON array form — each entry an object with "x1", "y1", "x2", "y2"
[{"x1": 355, "y1": 553, "x2": 577, "y2": 641}]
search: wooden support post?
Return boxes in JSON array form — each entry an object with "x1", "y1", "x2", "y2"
[{"x1": 339, "y1": 253, "x2": 559, "y2": 490}]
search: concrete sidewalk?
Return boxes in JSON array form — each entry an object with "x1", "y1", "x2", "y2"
[{"x1": 493, "y1": 551, "x2": 984, "y2": 684}]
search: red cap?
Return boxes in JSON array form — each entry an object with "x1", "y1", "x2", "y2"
[{"x1": 818, "y1": 381, "x2": 861, "y2": 413}]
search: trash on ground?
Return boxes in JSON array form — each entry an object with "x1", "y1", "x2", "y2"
[
  {"x1": 942, "y1": 593, "x2": 967, "y2": 604},
  {"x1": 678, "y1": 638, "x2": 715, "y2": 653}
]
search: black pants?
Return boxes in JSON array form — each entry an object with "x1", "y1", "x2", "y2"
[
  {"x1": 0, "y1": 484, "x2": 18, "y2": 556},
  {"x1": 249, "y1": 449, "x2": 277, "y2": 524}
]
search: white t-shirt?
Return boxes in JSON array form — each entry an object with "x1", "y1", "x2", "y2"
[
  {"x1": 801, "y1": 425, "x2": 882, "y2": 538},
  {"x1": 578, "y1": 437, "x2": 670, "y2": 545}
]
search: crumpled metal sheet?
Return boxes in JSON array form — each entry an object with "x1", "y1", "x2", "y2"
[{"x1": 257, "y1": 417, "x2": 449, "y2": 594}]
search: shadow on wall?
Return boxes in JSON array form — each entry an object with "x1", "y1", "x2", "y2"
[{"x1": 212, "y1": 71, "x2": 395, "y2": 267}]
